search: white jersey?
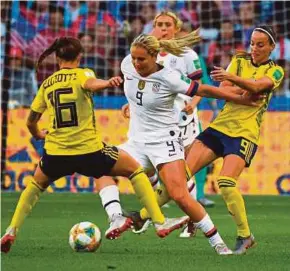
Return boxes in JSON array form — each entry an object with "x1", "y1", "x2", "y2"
[
  {"x1": 157, "y1": 49, "x2": 202, "y2": 127},
  {"x1": 121, "y1": 55, "x2": 198, "y2": 143}
]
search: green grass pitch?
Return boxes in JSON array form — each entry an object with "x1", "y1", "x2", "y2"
[{"x1": 1, "y1": 193, "x2": 290, "y2": 271}]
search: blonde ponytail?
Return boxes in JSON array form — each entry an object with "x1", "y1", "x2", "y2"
[
  {"x1": 159, "y1": 29, "x2": 201, "y2": 56},
  {"x1": 131, "y1": 29, "x2": 201, "y2": 57}
]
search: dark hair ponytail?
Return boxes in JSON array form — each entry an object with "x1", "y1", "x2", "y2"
[
  {"x1": 35, "y1": 37, "x2": 84, "y2": 72},
  {"x1": 35, "y1": 38, "x2": 59, "y2": 71}
]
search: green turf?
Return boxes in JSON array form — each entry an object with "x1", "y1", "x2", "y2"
[{"x1": 1, "y1": 193, "x2": 290, "y2": 271}]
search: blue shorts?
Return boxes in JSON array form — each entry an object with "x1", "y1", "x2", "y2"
[{"x1": 196, "y1": 127, "x2": 258, "y2": 167}]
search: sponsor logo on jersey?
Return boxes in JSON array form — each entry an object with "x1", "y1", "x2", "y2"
[
  {"x1": 138, "y1": 80, "x2": 146, "y2": 90},
  {"x1": 152, "y1": 82, "x2": 161, "y2": 93}
]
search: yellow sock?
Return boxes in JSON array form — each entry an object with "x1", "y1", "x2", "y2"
[
  {"x1": 218, "y1": 176, "x2": 250, "y2": 238},
  {"x1": 10, "y1": 180, "x2": 44, "y2": 233},
  {"x1": 140, "y1": 164, "x2": 193, "y2": 219},
  {"x1": 129, "y1": 167, "x2": 165, "y2": 224},
  {"x1": 140, "y1": 183, "x2": 169, "y2": 220}
]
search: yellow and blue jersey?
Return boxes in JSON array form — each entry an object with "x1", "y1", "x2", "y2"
[
  {"x1": 210, "y1": 55, "x2": 284, "y2": 144},
  {"x1": 31, "y1": 68, "x2": 104, "y2": 155}
]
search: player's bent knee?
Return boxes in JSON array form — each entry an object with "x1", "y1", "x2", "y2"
[{"x1": 167, "y1": 186, "x2": 188, "y2": 203}]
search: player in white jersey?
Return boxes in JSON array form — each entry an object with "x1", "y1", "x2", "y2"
[
  {"x1": 97, "y1": 30, "x2": 259, "y2": 254},
  {"x1": 123, "y1": 12, "x2": 213, "y2": 237}
]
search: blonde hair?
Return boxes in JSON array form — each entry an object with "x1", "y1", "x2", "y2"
[
  {"x1": 153, "y1": 11, "x2": 183, "y2": 31},
  {"x1": 131, "y1": 29, "x2": 201, "y2": 57}
]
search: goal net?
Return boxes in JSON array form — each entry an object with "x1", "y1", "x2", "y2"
[{"x1": 1, "y1": 1, "x2": 290, "y2": 195}]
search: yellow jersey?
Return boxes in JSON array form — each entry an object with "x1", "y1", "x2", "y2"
[
  {"x1": 210, "y1": 55, "x2": 284, "y2": 144},
  {"x1": 31, "y1": 68, "x2": 104, "y2": 155}
]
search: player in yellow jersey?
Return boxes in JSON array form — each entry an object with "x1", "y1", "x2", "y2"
[
  {"x1": 185, "y1": 25, "x2": 284, "y2": 255},
  {"x1": 1, "y1": 37, "x2": 190, "y2": 253}
]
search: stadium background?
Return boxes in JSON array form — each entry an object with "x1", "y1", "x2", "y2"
[{"x1": 1, "y1": 0, "x2": 290, "y2": 195}]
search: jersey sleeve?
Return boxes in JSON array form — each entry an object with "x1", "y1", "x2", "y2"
[
  {"x1": 184, "y1": 49, "x2": 203, "y2": 80},
  {"x1": 166, "y1": 70, "x2": 199, "y2": 97},
  {"x1": 121, "y1": 54, "x2": 132, "y2": 75},
  {"x1": 226, "y1": 56, "x2": 238, "y2": 75},
  {"x1": 79, "y1": 68, "x2": 96, "y2": 88},
  {"x1": 265, "y1": 65, "x2": 284, "y2": 90},
  {"x1": 31, "y1": 84, "x2": 46, "y2": 113}
]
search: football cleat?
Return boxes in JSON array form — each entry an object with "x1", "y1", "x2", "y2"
[
  {"x1": 105, "y1": 214, "x2": 133, "y2": 240},
  {"x1": 124, "y1": 211, "x2": 150, "y2": 234},
  {"x1": 179, "y1": 220, "x2": 197, "y2": 238},
  {"x1": 132, "y1": 219, "x2": 152, "y2": 234},
  {"x1": 154, "y1": 216, "x2": 190, "y2": 238},
  {"x1": 198, "y1": 197, "x2": 215, "y2": 208},
  {"x1": 214, "y1": 243, "x2": 233, "y2": 255},
  {"x1": 234, "y1": 234, "x2": 256, "y2": 255},
  {"x1": 1, "y1": 227, "x2": 17, "y2": 253}
]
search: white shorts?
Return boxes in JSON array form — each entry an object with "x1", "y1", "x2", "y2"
[
  {"x1": 118, "y1": 138, "x2": 185, "y2": 172},
  {"x1": 179, "y1": 119, "x2": 201, "y2": 147}
]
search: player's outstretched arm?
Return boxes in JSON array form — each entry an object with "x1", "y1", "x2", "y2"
[
  {"x1": 210, "y1": 66, "x2": 274, "y2": 93},
  {"x1": 195, "y1": 83, "x2": 261, "y2": 106},
  {"x1": 84, "y1": 77, "x2": 123, "y2": 92}
]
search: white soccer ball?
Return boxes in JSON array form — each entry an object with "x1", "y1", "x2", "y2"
[{"x1": 69, "y1": 221, "x2": 101, "y2": 252}]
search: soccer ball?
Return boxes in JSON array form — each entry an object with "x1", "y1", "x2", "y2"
[{"x1": 69, "y1": 221, "x2": 101, "y2": 252}]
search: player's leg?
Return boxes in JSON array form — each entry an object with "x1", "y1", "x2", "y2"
[
  {"x1": 186, "y1": 139, "x2": 218, "y2": 176},
  {"x1": 192, "y1": 122, "x2": 215, "y2": 207},
  {"x1": 1, "y1": 163, "x2": 50, "y2": 253},
  {"x1": 108, "y1": 146, "x2": 188, "y2": 237},
  {"x1": 218, "y1": 154, "x2": 256, "y2": 255},
  {"x1": 138, "y1": 138, "x2": 217, "y2": 219},
  {"x1": 96, "y1": 141, "x2": 158, "y2": 239},
  {"x1": 96, "y1": 175, "x2": 132, "y2": 240},
  {"x1": 1, "y1": 165, "x2": 49, "y2": 252},
  {"x1": 157, "y1": 160, "x2": 231, "y2": 255},
  {"x1": 141, "y1": 139, "x2": 217, "y2": 218},
  {"x1": 136, "y1": 139, "x2": 231, "y2": 254},
  {"x1": 96, "y1": 176, "x2": 122, "y2": 219},
  {"x1": 1, "y1": 152, "x2": 76, "y2": 253}
]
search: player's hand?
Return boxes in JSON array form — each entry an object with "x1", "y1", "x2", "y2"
[
  {"x1": 229, "y1": 87, "x2": 245, "y2": 95},
  {"x1": 108, "y1": 76, "x2": 123, "y2": 87},
  {"x1": 181, "y1": 101, "x2": 194, "y2": 115},
  {"x1": 36, "y1": 129, "x2": 48, "y2": 140},
  {"x1": 239, "y1": 90, "x2": 266, "y2": 106},
  {"x1": 121, "y1": 103, "x2": 130, "y2": 119},
  {"x1": 210, "y1": 66, "x2": 232, "y2": 82}
]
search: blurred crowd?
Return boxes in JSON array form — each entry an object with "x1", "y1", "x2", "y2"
[{"x1": 1, "y1": 0, "x2": 290, "y2": 108}]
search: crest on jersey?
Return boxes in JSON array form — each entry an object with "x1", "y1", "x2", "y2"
[
  {"x1": 170, "y1": 58, "x2": 177, "y2": 68},
  {"x1": 152, "y1": 82, "x2": 161, "y2": 93},
  {"x1": 138, "y1": 80, "x2": 146, "y2": 90}
]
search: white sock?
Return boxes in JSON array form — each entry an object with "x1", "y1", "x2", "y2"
[
  {"x1": 194, "y1": 214, "x2": 224, "y2": 247},
  {"x1": 187, "y1": 177, "x2": 196, "y2": 200},
  {"x1": 99, "y1": 185, "x2": 122, "y2": 220},
  {"x1": 149, "y1": 173, "x2": 159, "y2": 190}
]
